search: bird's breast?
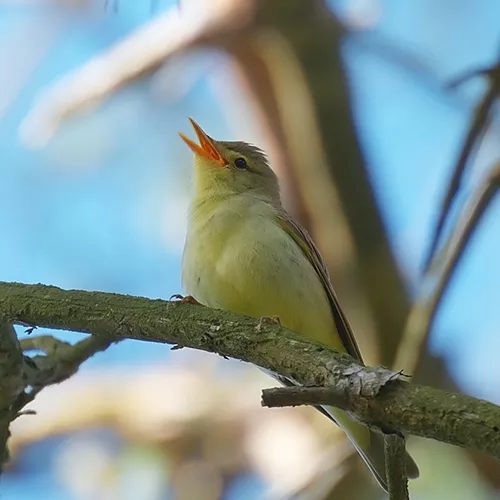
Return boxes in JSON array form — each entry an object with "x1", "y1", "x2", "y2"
[{"x1": 182, "y1": 199, "x2": 339, "y2": 348}]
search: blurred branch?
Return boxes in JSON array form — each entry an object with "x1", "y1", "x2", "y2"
[
  {"x1": 424, "y1": 61, "x2": 500, "y2": 270},
  {"x1": 1, "y1": 283, "x2": 500, "y2": 461},
  {"x1": 395, "y1": 161, "x2": 500, "y2": 374},
  {"x1": 0, "y1": 14, "x2": 66, "y2": 121},
  {"x1": 384, "y1": 434, "x2": 409, "y2": 500},
  {"x1": 20, "y1": 0, "x2": 254, "y2": 148}
]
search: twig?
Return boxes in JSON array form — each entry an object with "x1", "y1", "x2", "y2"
[
  {"x1": 261, "y1": 383, "x2": 500, "y2": 459},
  {"x1": 21, "y1": 335, "x2": 71, "y2": 354},
  {"x1": 28, "y1": 334, "x2": 118, "y2": 387},
  {"x1": 395, "y1": 162, "x2": 500, "y2": 374},
  {"x1": 1, "y1": 282, "x2": 500, "y2": 459},
  {"x1": 385, "y1": 434, "x2": 409, "y2": 500}
]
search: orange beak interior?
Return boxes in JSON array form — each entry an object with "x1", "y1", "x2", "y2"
[{"x1": 179, "y1": 118, "x2": 226, "y2": 166}]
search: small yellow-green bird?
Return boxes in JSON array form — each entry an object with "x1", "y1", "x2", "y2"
[{"x1": 179, "y1": 118, "x2": 419, "y2": 491}]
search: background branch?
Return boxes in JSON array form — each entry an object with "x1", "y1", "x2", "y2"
[
  {"x1": 19, "y1": 0, "x2": 253, "y2": 148},
  {"x1": 1, "y1": 281, "x2": 500, "y2": 462}
]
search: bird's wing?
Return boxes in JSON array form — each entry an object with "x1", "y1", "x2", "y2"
[{"x1": 276, "y1": 212, "x2": 364, "y2": 363}]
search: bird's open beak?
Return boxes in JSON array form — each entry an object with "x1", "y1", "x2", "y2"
[{"x1": 179, "y1": 118, "x2": 226, "y2": 166}]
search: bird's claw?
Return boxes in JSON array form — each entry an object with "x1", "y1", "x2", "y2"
[
  {"x1": 170, "y1": 294, "x2": 200, "y2": 305},
  {"x1": 256, "y1": 316, "x2": 281, "y2": 332}
]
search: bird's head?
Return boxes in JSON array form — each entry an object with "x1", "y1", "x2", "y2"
[{"x1": 179, "y1": 119, "x2": 280, "y2": 203}]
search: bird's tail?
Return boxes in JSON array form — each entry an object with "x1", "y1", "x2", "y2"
[{"x1": 325, "y1": 406, "x2": 419, "y2": 492}]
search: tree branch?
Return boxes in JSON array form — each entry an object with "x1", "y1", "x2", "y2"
[
  {"x1": 1, "y1": 281, "x2": 500, "y2": 461},
  {"x1": 19, "y1": 0, "x2": 254, "y2": 148}
]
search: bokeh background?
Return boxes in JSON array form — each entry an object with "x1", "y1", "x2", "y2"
[{"x1": 1, "y1": 0, "x2": 500, "y2": 498}]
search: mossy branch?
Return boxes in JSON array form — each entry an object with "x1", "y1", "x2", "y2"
[{"x1": 0, "y1": 281, "x2": 500, "y2": 461}]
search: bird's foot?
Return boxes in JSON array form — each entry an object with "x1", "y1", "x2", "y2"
[
  {"x1": 256, "y1": 315, "x2": 281, "y2": 332},
  {"x1": 170, "y1": 294, "x2": 200, "y2": 305}
]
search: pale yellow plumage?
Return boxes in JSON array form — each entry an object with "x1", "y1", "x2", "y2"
[{"x1": 179, "y1": 119, "x2": 418, "y2": 492}]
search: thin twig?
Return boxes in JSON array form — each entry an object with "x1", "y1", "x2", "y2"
[
  {"x1": 20, "y1": 335, "x2": 71, "y2": 353},
  {"x1": 28, "y1": 334, "x2": 118, "y2": 387},
  {"x1": 395, "y1": 162, "x2": 500, "y2": 374}
]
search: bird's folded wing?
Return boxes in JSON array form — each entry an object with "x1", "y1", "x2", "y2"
[{"x1": 275, "y1": 212, "x2": 364, "y2": 364}]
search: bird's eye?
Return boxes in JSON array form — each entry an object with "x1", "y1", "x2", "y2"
[{"x1": 234, "y1": 157, "x2": 247, "y2": 170}]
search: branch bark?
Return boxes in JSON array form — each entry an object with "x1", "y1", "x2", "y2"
[{"x1": 1, "y1": 281, "x2": 500, "y2": 461}]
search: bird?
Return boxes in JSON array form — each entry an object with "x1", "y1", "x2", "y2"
[{"x1": 179, "y1": 118, "x2": 419, "y2": 492}]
